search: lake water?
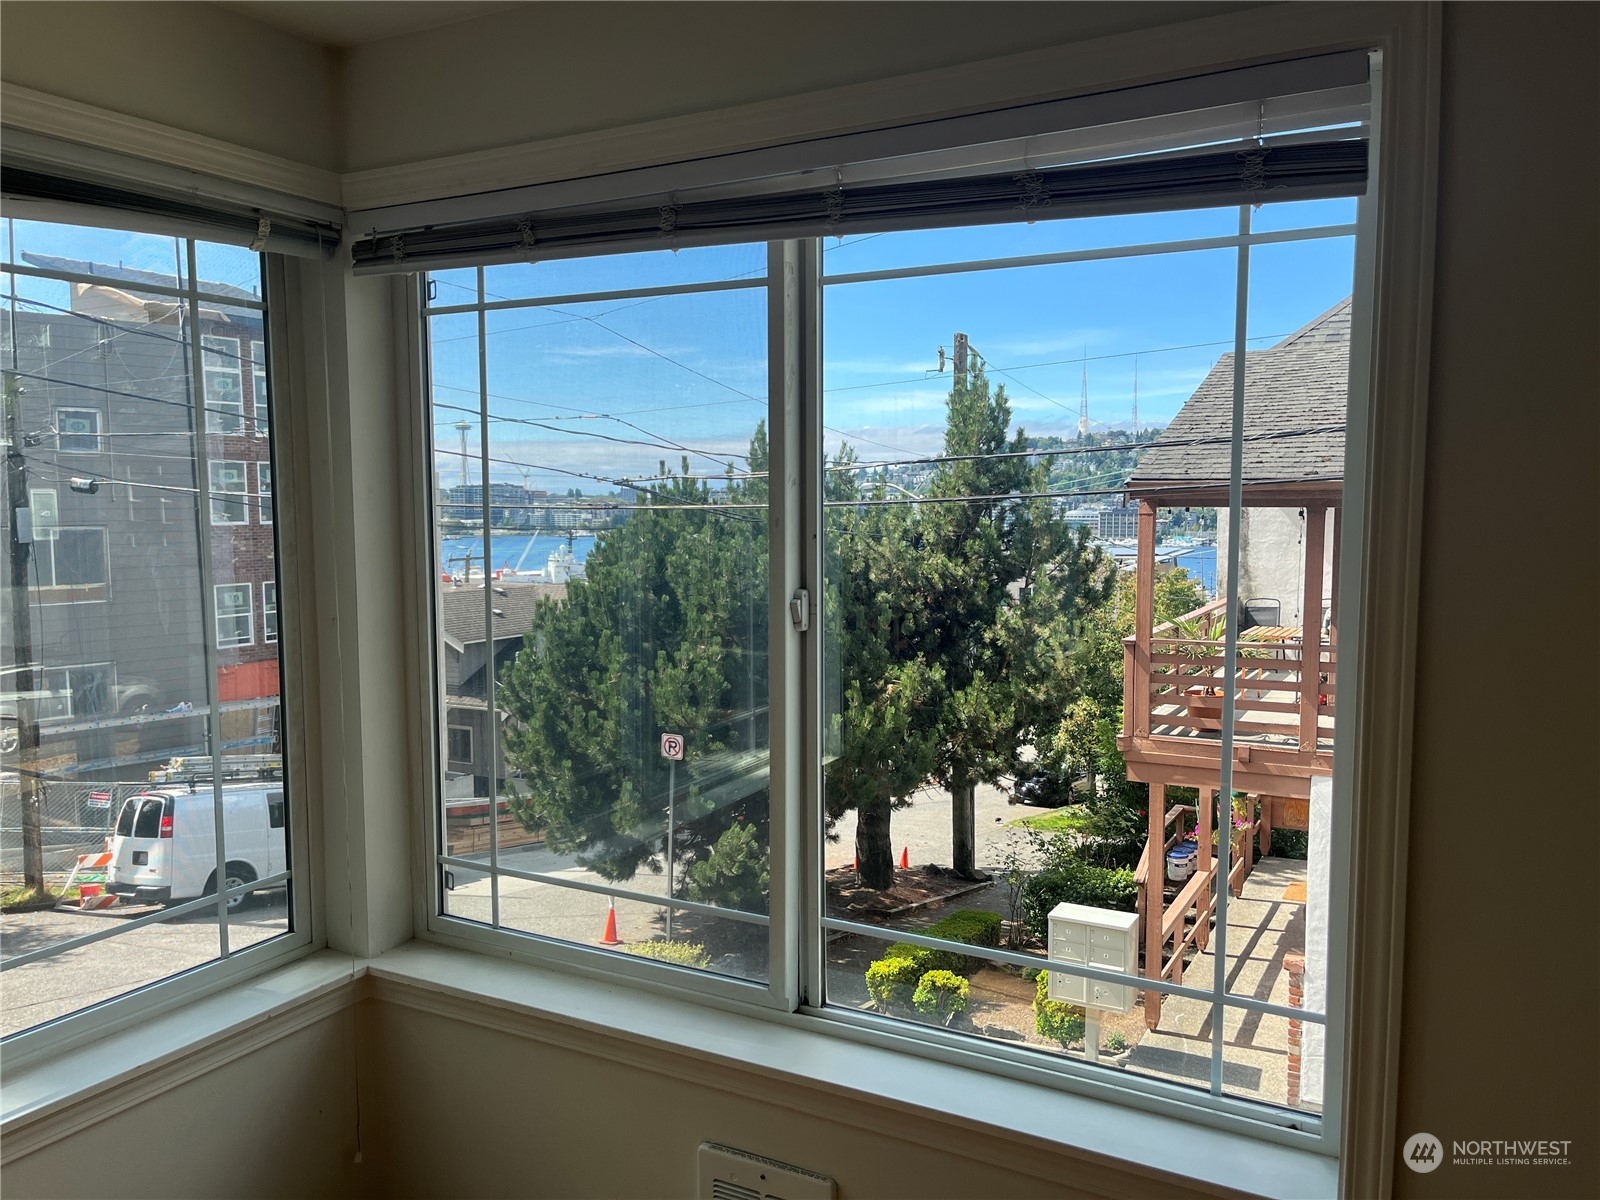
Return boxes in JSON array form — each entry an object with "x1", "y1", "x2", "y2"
[{"x1": 440, "y1": 532, "x2": 595, "y2": 577}]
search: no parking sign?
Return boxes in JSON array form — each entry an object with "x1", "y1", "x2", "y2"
[{"x1": 660, "y1": 733, "x2": 684, "y2": 760}]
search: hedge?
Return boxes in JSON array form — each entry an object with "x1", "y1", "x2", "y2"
[
  {"x1": 1033, "y1": 970, "x2": 1086, "y2": 1046},
  {"x1": 1020, "y1": 859, "x2": 1137, "y2": 941},
  {"x1": 864, "y1": 956, "x2": 922, "y2": 1011},
  {"x1": 624, "y1": 939, "x2": 710, "y2": 969},
  {"x1": 912, "y1": 969, "x2": 970, "y2": 1024},
  {"x1": 880, "y1": 909, "x2": 1002, "y2": 975}
]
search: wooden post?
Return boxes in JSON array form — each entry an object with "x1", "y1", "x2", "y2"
[
  {"x1": 1144, "y1": 782, "x2": 1165, "y2": 1028},
  {"x1": 1132, "y1": 499, "x2": 1157, "y2": 738},
  {"x1": 1299, "y1": 506, "x2": 1327, "y2": 751},
  {"x1": 1260, "y1": 794, "x2": 1274, "y2": 858}
]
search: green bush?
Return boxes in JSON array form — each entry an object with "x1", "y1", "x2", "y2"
[
  {"x1": 623, "y1": 939, "x2": 710, "y2": 969},
  {"x1": 686, "y1": 821, "x2": 769, "y2": 912},
  {"x1": 1271, "y1": 827, "x2": 1309, "y2": 859},
  {"x1": 1033, "y1": 971, "x2": 1086, "y2": 1047},
  {"x1": 1020, "y1": 860, "x2": 1137, "y2": 941},
  {"x1": 911, "y1": 969, "x2": 970, "y2": 1024},
  {"x1": 865, "y1": 956, "x2": 922, "y2": 1011},
  {"x1": 880, "y1": 909, "x2": 1002, "y2": 976}
]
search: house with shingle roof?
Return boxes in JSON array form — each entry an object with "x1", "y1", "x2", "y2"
[
  {"x1": 1117, "y1": 298, "x2": 1349, "y2": 1039},
  {"x1": 438, "y1": 581, "x2": 565, "y2": 795}
]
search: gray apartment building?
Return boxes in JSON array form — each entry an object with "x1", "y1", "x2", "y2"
[{"x1": 1, "y1": 252, "x2": 279, "y2": 780}]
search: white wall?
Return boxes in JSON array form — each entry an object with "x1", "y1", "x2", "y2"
[
  {"x1": 2, "y1": 1011, "x2": 363, "y2": 1200},
  {"x1": 0, "y1": 2, "x2": 340, "y2": 172},
  {"x1": 1216, "y1": 507, "x2": 1336, "y2": 627}
]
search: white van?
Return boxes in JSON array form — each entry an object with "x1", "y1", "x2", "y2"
[{"x1": 105, "y1": 785, "x2": 287, "y2": 909}]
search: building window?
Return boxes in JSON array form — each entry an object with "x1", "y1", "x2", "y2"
[
  {"x1": 202, "y1": 335, "x2": 244, "y2": 434},
  {"x1": 257, "y1": 462, "x2": 273, "y2": 525},
  {"x1": 263, "y1": 581, "x2": 278, "y2": 644},
  {"x1": 55, "y1": 408, "x2": 104, "y2": 453},
  {"x1": 414, "y1": 52, "x2": 1388, "y2": 1143},
  {"x1": 215, "y1": 582, "x2": 254, "y2": 647},
  {"x1": 251, "y1": 339, "x2": 269, "y2": 438},
  {"x1": 1, "y1": 221, "x2": 300, "y2": 1050},
  {"x1": 447, "y1": 725, "x2": 473, "y2": 766},
  {"x1": 210, "y1": 460, "x2": 248, "y2": 524},
  {"x1": 31, "y1": 526, "x2": 109, "y2": 601}
]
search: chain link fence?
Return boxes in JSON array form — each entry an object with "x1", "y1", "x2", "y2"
[{"x1": 0, "y1": 778, "x2": 146, "y2": 878}]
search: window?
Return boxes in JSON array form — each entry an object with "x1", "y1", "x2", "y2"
[
  {"x1": 412, "y1": 52, "x2": 1388, "y2": 1145},
  {"x1": 447, "y1": 725, "x2": 473, "y2": 766},
  {"x1": 55, "y1": 407, "x2": 104, "y2": 453},
  {"x1": 251, "y1": 339, "x2": 269, "y2": 437},
  {"x1": 202, "y1": 335, "x2": 244, "y2": 433},
  {"x1": 257, "y1": 462, "x2": 273, "y2": 525},
  {"x1": 32, "y1": 527, "x2": 109, "y2": 599},
  {"x1": 210, "y1": 460, "x2": 248, "y2": 524},
  {"x1": 263, "y1": 581, "x2": 278, "y2": 644},
  {"x1": 1, "y1": 220, "x2": 301, "y2": 1051},
  {"x1": 215, "y1": 583, "x2": 254, "y2": 647}
]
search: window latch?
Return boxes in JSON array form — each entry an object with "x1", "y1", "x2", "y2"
[{"x1": 789, "y1": 588, "x2": 810, "y2": 633}]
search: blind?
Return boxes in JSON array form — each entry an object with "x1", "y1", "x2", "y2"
[
  {"x1": 349, "y1": 50, "x2": 1369, "y2": 275},
  {"x1": 1, "y1": 131, "x2": 342, "y2": 258}
]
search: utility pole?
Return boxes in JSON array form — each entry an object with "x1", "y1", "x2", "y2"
[
  {"x1": 952, "y1": 332, "x2": 969, "y2": 380},
  {"x1": 3, "y1": 371, "x2": 45, "y2": 893}
]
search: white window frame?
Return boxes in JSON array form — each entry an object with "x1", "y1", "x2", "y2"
[
  {"x1": 202, "y1": 334, "x2": 244, "y2": 434},
  {"x1": 214, "y1": 582, "x2": 254, "y2": 647},
  {"x1": 54, "y1": 407, "x2": 104, "y2": 453},
  {"x1": 209, "y1": 460, "x2": 248, "y2": 525},
  {"x1": 0, "y1": 245, "x2": 314, "y2": 1075},
  {"x1": 257, "y1": 461, "x2": 273, "y2": 525},
  {"x1": 251, "y1": 338, "x2": 269, "y2": 438},
  {"x1": 392, "y1": 13, "x2": 1436, "y2": 1192},
  {"x1": 263, "y1": 580, "x2": 278, "y2": 644}
]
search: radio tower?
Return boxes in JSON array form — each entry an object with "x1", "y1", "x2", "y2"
[
  {"x1": 1131, "y1": 353, "x2": 1140, "y2": 433},
  {"x1": 454, "y1": 420, "x2": 472, "y2": 489},
  {"x1": 1076, "y1": 348, "x2": 1090, "y2": 439}
]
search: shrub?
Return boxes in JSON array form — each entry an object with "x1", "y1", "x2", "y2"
[
  {"x1": 1271, "y1": 827, "x2": 1310, "y2": 859},
  {"x1": 1104, "y1": 1031, "x2": 1129, "y2": 1053},
  {"x1": 865, "y1": 956, "x2": 921, "y2": 1011},
  {"x1": 1020, "y1": 860, "x2": 1137, "y2": 941},
  {"x1": 911, "y1": 969, "x2": 970, "y2": 1025},
  {"x1": 686, "y1": 821, "x2": 769, "y2": 912},
  {"x1": 880, "y1": 909, "x2": 1002, "y2": 976},
  {"x1": 624, "y1": 939, "x2": 710, "y2": 969},
  {"x1": 1033, "y1": 971, "x2": 1086, "y2": 1047}
]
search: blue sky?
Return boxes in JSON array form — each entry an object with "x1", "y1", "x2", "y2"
[
  {"x1": 428, "y1": 196, "x2": 1356, "y2": 495},
  {"x1": 1, "y1": 206, "x2": 1357, "y2": 500}
]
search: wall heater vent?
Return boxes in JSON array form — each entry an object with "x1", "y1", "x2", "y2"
[{"x1": 697, "y1": 1143, "x2": 836, "y2": 1200}]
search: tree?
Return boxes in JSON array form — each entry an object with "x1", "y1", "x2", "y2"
[
  {"x1": 915, "y1": 367, "x2": 1112, "y2": 878},
  {"x1": 499, "y1": 429, "x2": 770, "y2": 896},
  {"x1": 823, "y1": 451, "x2": 939, "y2": 889}
]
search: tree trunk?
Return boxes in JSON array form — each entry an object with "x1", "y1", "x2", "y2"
[
  {"x1": 855, "y1": 798, "x2": 895, "y2": 890},
  {"x1": 951, "y1": 777, "x2": 985, "y2": 880}
]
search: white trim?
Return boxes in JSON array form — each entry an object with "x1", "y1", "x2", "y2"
[
  {"x1": 214, "y1": 581, "x2": 254, "y2": 647},
  {"x1": 0, "y1": 83, "x2": 341, "y2": 209},
  {"x1": 262, "y1": 580, "x2": 278, "y2": 645},
  {"x1": 0, "y1": 950, "x2": 352, "y2": 1159},
  {"x1": 53, "y1": 406, "x2": 104, "y2": 454}
]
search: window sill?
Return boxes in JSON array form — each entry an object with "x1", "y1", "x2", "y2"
[{"x1": 368, "y1": 941, "x2": 1339, "y2": 1200}]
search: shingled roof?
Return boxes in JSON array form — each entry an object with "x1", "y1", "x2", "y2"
[
  {"x1": 1125, "y1": 297, "x2": 1350, "y2": 504},
  {"x1": 438, "y1": 582, "x2": 565, "y2": 647}
]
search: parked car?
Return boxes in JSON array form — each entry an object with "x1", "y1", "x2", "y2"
[
  {"x1": 105, "y1": 784, "x2": 287, "y2": 909},
  {"x1": 0, "y1": 663, "x2": 163, "y2": 754}
]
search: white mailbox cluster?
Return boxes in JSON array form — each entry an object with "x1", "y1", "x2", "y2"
[{"x1": 1046, "y1": 902, "x2": 1140, "y2": 1013}]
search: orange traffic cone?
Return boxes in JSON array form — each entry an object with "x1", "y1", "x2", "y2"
[
  {"x1": 899, "y1": 846, "x2": 910, "y2": 870},
  {"x1": 599, "y1": 899, "x2": 621, "y2": 945},
  {"x1": 852, "y1": 854, "x2": 858, "y2": 873}
]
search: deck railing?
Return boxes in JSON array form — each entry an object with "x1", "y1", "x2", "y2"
[{"x1": 1123, "y1": 598, "x2": 1336, "y2": 751}]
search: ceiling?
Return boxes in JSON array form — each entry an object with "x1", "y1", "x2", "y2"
[{"x1": 211, "y1": 1, "x2": 531, "y2": 49}]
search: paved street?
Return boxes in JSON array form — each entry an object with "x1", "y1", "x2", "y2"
[
  {"x1": 0, "y1": 892, "x2": 290, "y2": 1038},
  {"x1": 0, "y1": 781, "x2": 1048, "y2": 1033}
]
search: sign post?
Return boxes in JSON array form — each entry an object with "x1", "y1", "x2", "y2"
[{"x1": 660, "y1": 733, "x2": 684, "y2": 936}]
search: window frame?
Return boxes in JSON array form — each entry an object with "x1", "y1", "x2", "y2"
[
  {"x1": 31, "y1": 524, "x2": 110, "y2": 602},
  {"x1": 250, "y1": 338, "x2": 269, "y2": 438},
  {"x1": 396, "y1": 15, "x2": 1438, "y2": 1188},
  {"x1": 202, "y1": 333, "x2": 245, "y2": 434},
  {"x1": 209, "y1": 459, "x2": 249, "y2": 525},
  {"x1": 263, "y1": 580, "x2": 278, "y2": 644},
  {"x1": 54, "y1": 406, "x2": 104, "y2": 454},
  {"x1": 257, "y1": 461, "x2": 273, "y2": 525},
  {"x1": 214, "y1": 581, "x2": 254, "y2": 648},
  {"x1": 0, "y1": 244, "x2": 316, "y2": 1075}
]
